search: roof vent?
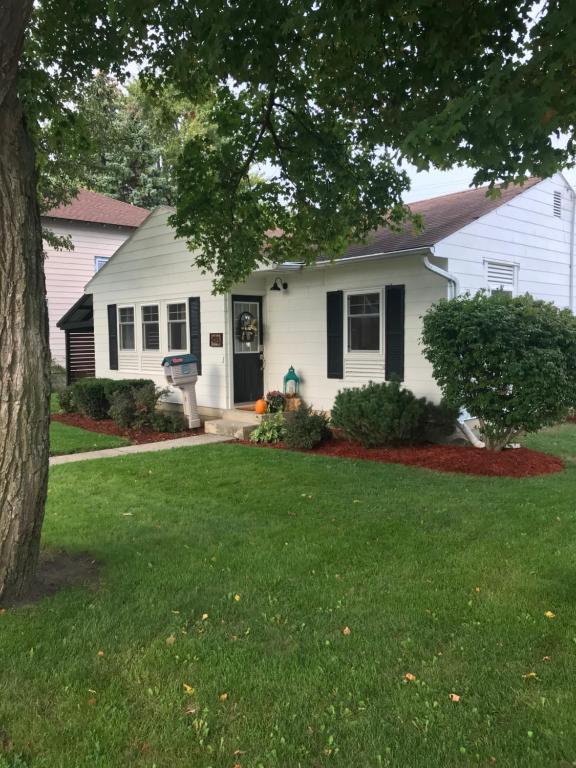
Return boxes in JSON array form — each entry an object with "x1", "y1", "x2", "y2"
[{"x1": 553, "y1": 190, "x2": 562, "y2": 218}]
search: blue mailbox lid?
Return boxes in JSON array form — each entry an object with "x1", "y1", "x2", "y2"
[{"x1": 161, "y1": 353, "x2": 198, "y2": 367}]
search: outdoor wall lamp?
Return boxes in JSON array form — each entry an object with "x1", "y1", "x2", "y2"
[{"x1": 270, "y1": 277, "x2": 288, "y2": 292}]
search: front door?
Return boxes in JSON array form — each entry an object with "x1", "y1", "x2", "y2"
[{"x1": 232, "y1": 295, "x2": 264, "y2": 403}]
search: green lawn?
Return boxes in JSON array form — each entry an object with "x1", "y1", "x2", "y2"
[
  {"x1": 2, "y1": 428, "x2": 576, "y2": 766},
  {"x1": 50, "y1": 421, "x2": 130, "y2": 456},
  {"x1": 49, "y1": 391, "x2": 129, "y2": 456}
]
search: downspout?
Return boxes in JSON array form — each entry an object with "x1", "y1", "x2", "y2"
[
  {"x1": 422, "y1": 250, "x2": 486, "y2": 447},
  {"x1": 570, "y1": 186, "x2": 576, "y2": 313},
  {"x1": 422, "y1": 250, "x2": 460, "y2": 299}
]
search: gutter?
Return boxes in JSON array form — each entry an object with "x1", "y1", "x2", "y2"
[{"x1": 259, "y1": 246, "x2": 435, "y2": 273}]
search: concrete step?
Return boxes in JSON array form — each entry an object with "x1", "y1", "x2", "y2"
[
  {"x1": 222, "y1": 408, "x2": 263, "y2": 424},
  {"x1": 204, "y1": 418, "x2": 258, "y2": 439}
]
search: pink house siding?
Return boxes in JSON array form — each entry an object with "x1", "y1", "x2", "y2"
[{"x1": 43, "y1": 220, "x2": 133, "y2": 365}]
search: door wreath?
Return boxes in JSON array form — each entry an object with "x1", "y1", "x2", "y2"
[{"x1": 238, "y1": 311, "x2": 258, "y2": 343}]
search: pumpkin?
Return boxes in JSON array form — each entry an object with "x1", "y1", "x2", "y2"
[{"x1": 255, "y1": 398, "x2": 268, "y2": 414}]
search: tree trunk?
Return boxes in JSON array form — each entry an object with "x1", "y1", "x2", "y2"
[{"x1": 0, "y1": 0, "x2": 50, "y2": 602}]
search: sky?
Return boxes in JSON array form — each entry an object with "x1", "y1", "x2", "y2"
[{"x1": 404, "y1": 165, "x2": 576, "y2": 204}]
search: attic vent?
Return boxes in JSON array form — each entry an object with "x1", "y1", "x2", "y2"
[
  {"x1": 553, "y1": 190, "x2": 562, "y2": 217},
  {"x1": 487, "y1": 261, "x2": 516, "y2": 294}
]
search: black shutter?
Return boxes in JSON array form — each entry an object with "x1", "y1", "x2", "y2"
[
  {"x1": 326, "y1": 290, "x2": 344, "y2": 379},
  {"x1": 189, "y1": 297, "x2": 202, "y2": 375},
  {"x1": 107, "y1": 304, "x2": 118, "y2": 370},
  {"x1": 385, "y1": 285, "x2": 405, "y2": 381}
]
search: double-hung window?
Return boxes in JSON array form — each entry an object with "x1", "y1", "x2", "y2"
[
  {"x1": 118, "y1": 307, "x2": 135, "y2": 350},
  {"x1": 347, "y1": 292, "x2": 380, "y2": 351},
  {"x1": 141, "y1": 305, "x2": 160, "y2": 351},
  {"x1": 167, "y1": 302, "x2": 187, "y2": 350}
]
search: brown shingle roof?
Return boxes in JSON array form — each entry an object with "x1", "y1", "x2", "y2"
[
  {"x1": 43, "y1": 189, "x2": 150, "y2": 228},
  {"x1": 336, "y1": 178, "x2": 542, "y2": 260}
]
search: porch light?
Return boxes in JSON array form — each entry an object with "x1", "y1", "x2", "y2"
[
  {"x1": 270, "y1": 277, "x2": 288, "y2": 291},
  {"x1": 283, "y1": 365, "x2": 301, "y2": 395}
]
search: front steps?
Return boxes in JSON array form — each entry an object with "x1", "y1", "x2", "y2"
[{"x1": 204, "y1": 408, "x2": 263, "y2": 439}]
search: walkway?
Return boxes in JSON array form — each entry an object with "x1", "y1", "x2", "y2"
[{"x1": 50, "y1": 433, "x2": 231, "y2": 466}]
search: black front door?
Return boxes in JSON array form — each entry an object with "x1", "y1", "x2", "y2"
[{"x1": 232, "y1": 295, "x2": 264, "y2": 403}]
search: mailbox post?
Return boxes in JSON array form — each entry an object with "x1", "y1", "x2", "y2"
[{"x1": 161, "y1": 354, "x2": 201, "y2": 429}]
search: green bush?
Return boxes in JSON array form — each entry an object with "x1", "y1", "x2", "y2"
[
  {"x1": 422, "y1": 291, "x2": 576, "y2": 450},
  {"x1": 284, "y1": 403, "x2": 330, "y2": 449},
  {"x1": 250, "y1": 413, "x2": 286, "y2": 443},
  {"x1": 58, "y1": 387, "x2": 76, "y2": 414},
  {"x1": 103, "y1": 379, "x2": 153, "y2": 400},
  {"x1": 72, "y1": 378, "x2": 112, "y2": 419},
  {"x1": 331, "y1": 380, "x2": 431, "y2": 447},
  {"x1": 108, "y1": 390, "x2": 137, "y2": 428},
  {"x1": 151, "y1": 410, "x2": 188, "y2": 433}
]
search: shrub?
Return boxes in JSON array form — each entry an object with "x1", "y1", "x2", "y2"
[
  {"x1": 72, "y1": 378, "x2": 112, "y2": 419},
  {"x1": 151, "y1": 411, "x2": 188, "y2": 433},
  {"x1": 250, "y1": 413, "x2": 286, "y2": 443},
  {"x1": 284, "y1": 403, "x2": 330, "y2": 449},
  {"x1": 103, "y1": 379, "x2": 153, "y2": 400},
  {"x1": 422, "y1": 292, "x2": 576, "y2": 450},
  {"x1": 266, "y1": 390, "x2": 286, "y2": 412},
  {"x1": 331, "y1": 380, "x2": 431, "y2": 447},
  {"x1": 108, "y1": 389, "x2": 137, "y2": 429},
  {"x1": 58, "y1": 387, "x2": 76, "y2": 414}
]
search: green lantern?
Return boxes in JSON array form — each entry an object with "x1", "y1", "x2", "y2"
[{"x1": 283, "y1": 365, "x2": 301, "y2": 395}]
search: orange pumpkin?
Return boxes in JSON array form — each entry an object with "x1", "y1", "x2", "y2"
[{"x1": 255, "y1": 398, "x2": 268, "y2": 414}]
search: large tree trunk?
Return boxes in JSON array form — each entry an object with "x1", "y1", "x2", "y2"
[{"x1": 0, "y1": 0, "x2": 50, "y2": 602}]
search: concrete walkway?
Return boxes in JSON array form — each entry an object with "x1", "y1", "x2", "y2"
[{"x1": 50, "y1": 433, "x2": 231, "y2": 466}]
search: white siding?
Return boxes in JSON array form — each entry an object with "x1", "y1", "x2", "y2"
[
  {"x1": 253, "y1": 253, "x2": 446, "y2": 411},
  {"x1": 436, "y1": 174, "x2": 575, "y2": 307},
  {"x1": 88, "y1": 208, "x2": 229, "y2": 410},
  {"x1": 43, "y1": 220, "x2": 131, "y2": 365}
]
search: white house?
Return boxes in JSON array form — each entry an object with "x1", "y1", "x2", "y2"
[
  {"x1": 68, "y1": 173, "x2": 575, "y2": 431},
  {"x1": 43, "y1": 189, "x2": 149, "y2": 369}
]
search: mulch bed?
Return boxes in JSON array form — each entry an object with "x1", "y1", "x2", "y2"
[
  {"x1": 238, "y1": 437, "x2": 564, "y2": 478},
  {"x1": 52, "y1": 413, "x2": 202, "y2": 444}
]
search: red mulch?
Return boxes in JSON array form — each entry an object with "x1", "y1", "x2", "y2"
[
  {"x1": 52, "y1": 413, "x2": 202, "y2": 444},
  {"x1": 238, "y1": 437, "x2": 564, "y2": 478}
]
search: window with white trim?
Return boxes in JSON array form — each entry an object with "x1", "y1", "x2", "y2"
[
  {"x1": 94, "y1": 256, "x2": 109, "y2": 272},
  {"x1": 118, "y1": 306, "x2": 135, "y2": 350},
  {"x1": 347, "y1": 292, "x2": 380, "y2": 351},
  {"x1": 486, "y1": 261, "x2": 517, "y2": 296},
  {"x1": 141, "y1": 305, "x2": 160, "y2": 351},
  {"x1": 167, "y1": 302, "x2": 187, "y2": 351}
]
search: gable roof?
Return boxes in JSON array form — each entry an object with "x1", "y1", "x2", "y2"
[
  {"x1": 43, "y1": 189, "x2": 150, "y2": 228},
  {"x1": 335, "y1": 178, "x2": 542, "y2": 261}
]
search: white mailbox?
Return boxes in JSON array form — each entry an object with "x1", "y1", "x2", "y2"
[{"x1": 161, "y1": 354, "x2": 201, "y2": 429}]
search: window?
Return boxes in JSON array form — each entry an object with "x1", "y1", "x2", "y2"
[
  {"x1": 347, "y1": 292, "x2": 380, "y2": 351},
  {"x1": 141, "y1": 305, "x2": 160, "y2": 350},
  {"x1": 118, "y1": 307, "x2": 135, "y2": 350},
  {"x1": 94, "y1": 256, "x2": 109, "y2": 272},
  {"x1": 486, "y1": 261, "x2": 516, "y2": 296},
  {"x1": 167, "y1": 302, "x2": 187, "y2": 350},
  {"x1": 553, "y1": 190, "x2": 562, "y2": 218}
]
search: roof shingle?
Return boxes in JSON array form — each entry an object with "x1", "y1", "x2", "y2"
[
  {"x1": 337, "y1": 178, "x2": 542, "y2": 260},
  {"x1": 43, "y1": 189, "x2": 150, "y2": 228}
]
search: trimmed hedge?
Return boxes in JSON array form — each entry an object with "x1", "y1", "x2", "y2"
[
  {"x1": 331, "y1": 380, "x2": 456, "y2": 448},
  {"x1": 284, "y1": 403, "x2": 330, "y2": 449},
  {"x1": 64, "y1": 378, "x2": 157, "y2": 420}
]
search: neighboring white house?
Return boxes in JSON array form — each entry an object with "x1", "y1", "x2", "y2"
[
  {"x1": 43, "y1": 189, "x2": 149, "y2": 367},
  {"x1": 72, "y1": 173, "x2": 575, "y2": 421}
]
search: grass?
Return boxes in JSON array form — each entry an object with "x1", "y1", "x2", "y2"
[
  {"x1": 49, "y1": 391, "x2": 129, "y2": 456},
  {"x1": 1, "y1": 427, "x2": 576, "y2": 766}
]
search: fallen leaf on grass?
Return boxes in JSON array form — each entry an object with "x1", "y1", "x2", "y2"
[
  {"x1": 184, "y1": 705, "x2": 198, "y2": 716},
  {"x1": 404, "y1": 673, "x2": 417, "y2": 682},
  {"x1": 342, "y1": 626, "x2": 351, "y2": 636},
  {"x1": 542, "y1": 655, "x2": 552, "y2": 662},
  {"x1": 97, "y1": 650, "x2": 105, "y2": 657},
  {"x1": 0, "y1": 609, "x2": 6, "y2": 616},
  {"x1": 219, "y1": 692, "x2": 229, "y2": 701},
  {"x1": 165, "y1": 635, "x2": 176, "y2": 646},
  {"x1": 201, "y1": 613, "x2": 209, "y2": 621},
  {"x1": 544, "y1": 611, "x2": 555, "y2": 619},
  {"x1": 233, "y1": 594, "x2": 241, "y2": 602},
  {"x1": 183, "y1": 683, "x2": 195, "y2": 695},
  {"x1": 449, "y1": 693, "x2": 461, "y2": 702},
  {"x1": 522, "y1": 671, "x2": 538, "y2": 679}
]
